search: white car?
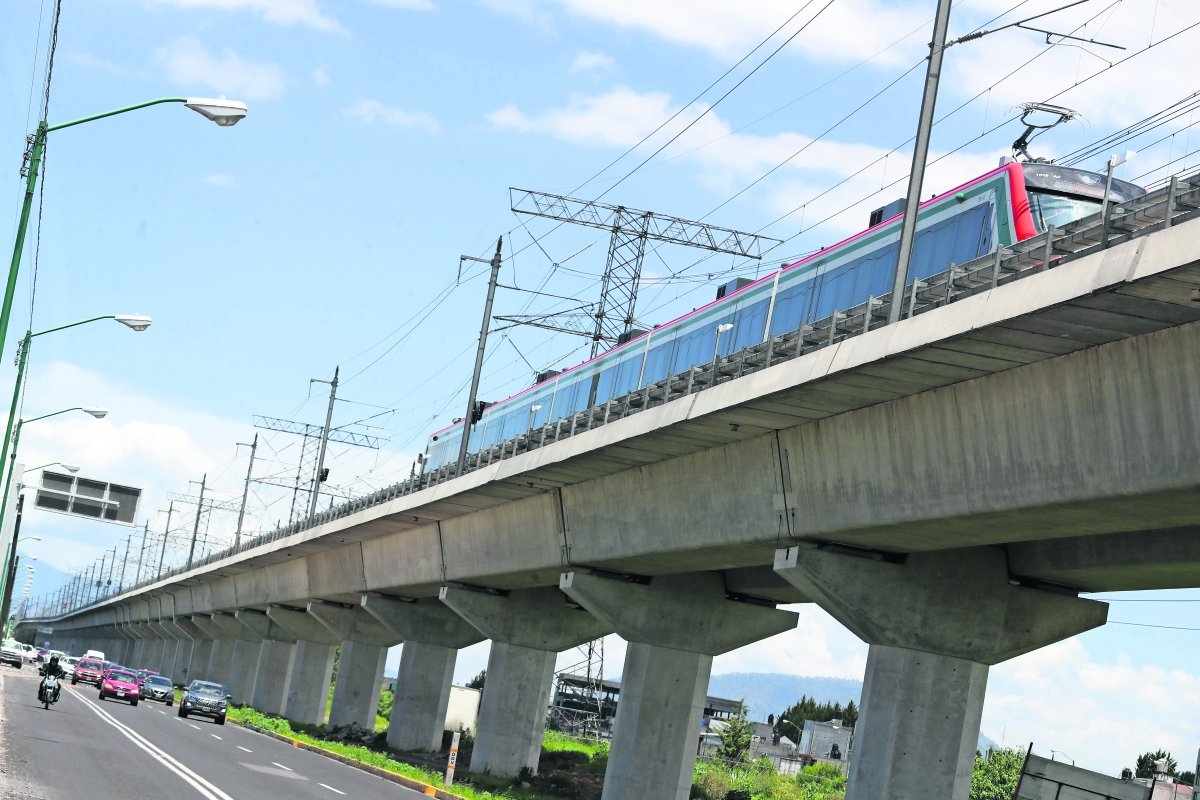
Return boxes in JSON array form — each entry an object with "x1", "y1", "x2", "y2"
[
  {"x1": 61, "y1": 656, "x2": 78, "y2": 677},
  {"x1": 20, "y1": 643, "x2": 35, "y2": 664},
  {"x1": 1, "y1": 639, "x2": 25, "y2": 669}
]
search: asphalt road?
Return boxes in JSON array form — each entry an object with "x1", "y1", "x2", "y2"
[{"x1": 0, "y1": 665, "x2": 430, "y2": 800}]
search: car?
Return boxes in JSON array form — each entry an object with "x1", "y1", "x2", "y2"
[
  {"x1": 178, "y1": 680, "x2": 228, "y2": 724},
  {"x1": 72, "y1": 657, "x2": 105, "y2": 686},
  {"x1": 98, "y1": 668, "x2": 140, "y2": 706},
  {"x1": 1, "y1": 639, "x2": 24, "y2": 669},
  {"x1": 141, "y1": 674, "x2": 174, "y2": 705},
  {"x1": 20, "y1": 643, "x2": 36, "y2": 663},
  {"x1": 62, "y1": 656, "x2": 79, "y2": 677},
  {"x1": 83, "y1": 649, "x2": 105, "y2": 661}
]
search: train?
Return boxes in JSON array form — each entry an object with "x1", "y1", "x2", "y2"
[{"x1": 422, "y1": 159, "x2": 1145, "y2": 471}]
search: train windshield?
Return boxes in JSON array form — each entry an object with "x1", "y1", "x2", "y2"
[{"x1": 1022, "y1": 163, "x2": 1145, "y2": 233}]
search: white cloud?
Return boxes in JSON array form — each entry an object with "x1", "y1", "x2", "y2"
[
  {"x1": 571, "y1": 50, "x2": 613, "y2": 73},
  {"x1": 312, "y1": 68, "x2": 330, "y2": 86},
  {"x1": 149, "y1": 0, "x2": 344, "y2": 32},
  {"x1": 204, "y1": 173, "x2": 236, "y2": 188},
  {"x1": 346, "y1": 100, "x2": 440, "y2": 134},
  {"x1": 489, "y1": 86, "x2": 672, "y2": 147},
  {"x1": 492, "y1": 0, "x2": 927, "y2": 63},
  {"x1": 157, "y1": 37, "x2": 286, "y2": 100},
  {"x1": 364, "y1": 0, "x2": 434, "y2": 8},
  {"x1": 984, "y1": 637, "x2": 1200, "y2": 776}
]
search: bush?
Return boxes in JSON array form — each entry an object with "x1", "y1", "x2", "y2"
[
  {"x1": 971, "y1": 747, "x2": 1027, "y2": 800},
  {"x1": 377, "y1": 689, "x2": 393, "y2": 720}
]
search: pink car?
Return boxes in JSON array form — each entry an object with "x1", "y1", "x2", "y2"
[{"x1": 98, "y1": 667, "x2": 140, "y2": 706}]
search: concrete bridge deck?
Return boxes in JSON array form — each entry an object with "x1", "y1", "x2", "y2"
[{"x1": 20, "y1": 208, "x2": 1200, "y2": 800}]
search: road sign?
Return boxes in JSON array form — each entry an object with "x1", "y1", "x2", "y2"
[{"x1": 33, "y1": 470, "x2": 141, "y2": 526}]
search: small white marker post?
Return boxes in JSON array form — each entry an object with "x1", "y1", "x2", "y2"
[{"x1": 446, "y1": 731, "x2": 461, "y2": 786}]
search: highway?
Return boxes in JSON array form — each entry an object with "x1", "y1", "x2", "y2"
[{"x1": 0, "y1": 665, "x2": 428, "y2": 800}]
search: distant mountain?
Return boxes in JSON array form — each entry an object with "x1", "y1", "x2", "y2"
[{"x1": 706, "y1": 672, "x2": 862, "y2": 720}]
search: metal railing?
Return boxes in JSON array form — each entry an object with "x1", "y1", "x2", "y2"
[{"x1": 23, "y1": 168, "x2": 1200, "y2": 623}]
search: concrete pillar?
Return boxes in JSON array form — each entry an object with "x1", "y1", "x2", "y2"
[
  {"x1": 142, "y1": 624, "x2": 166, "y2": 671},
  {"x1": 191, "y1": 615, "x2": 236, "y2": 687},
  {"x1": 560, "y1": 571, "x2": 798, "y2": 800},
  {"x1": 160, "y1": 619, "x2": 195, "y2": 685},
  {"x1": 128, "y1": 623, "x2": 151, "y2": 668},
  {"x1": 307, "y1": 602, "x2": 400, "y2": 730},
  {"x1": 775, "y1": 545, "x2": 1108, "y2": 800},
  {"x1": 209, "y1": 613, "x2": 263, "y2": 705},
  {"x1": 441, "y1": 585, "x2": 612, "y2": 777},
  {"x1": 172, "y1": 617, "x2": 211, "y2": 686},
  {"x1": 267, "y1": 605, "x2": 341, "y2": 726},
  {"x1": 237, "y1": 609, "x2": 297, "y2": 716},
  {"x1": 148, "y1": 621, "x2": 179, "y2": 676},
  {"x1": 361, "y1": 594, "x2": 485, "y2": 752}
]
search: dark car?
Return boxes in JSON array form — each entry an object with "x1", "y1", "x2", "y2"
[
  {"x1": 142, "y1": 674, "x2": 175, "y2": 705},
  {"x1": 178, "y1": 680, "x2": 228, "y2": 724}
]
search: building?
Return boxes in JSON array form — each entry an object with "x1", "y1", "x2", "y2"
[
  {"x1": 551, "y1": 670, "x2": 742, "y2": 736},
  {"x1": 799, "y1": 718, "x2": 852, "y2": 762}
]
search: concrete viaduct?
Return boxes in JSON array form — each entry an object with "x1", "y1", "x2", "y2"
[{"x1": 19, "y1": 217, "x2": 1200, "y2": 800}]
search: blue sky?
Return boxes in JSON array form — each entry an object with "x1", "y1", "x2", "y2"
[{"x1": 5, "y1": 0, "x2": 1200, "y2": 776}]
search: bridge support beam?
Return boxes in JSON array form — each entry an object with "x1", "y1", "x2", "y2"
[
  {"x1": 149, "y1": 621, "x2": 181, "y2": 678},
  {"x1": 160, "y1": 619, "x2": 195, "y2": 685},
  {"x1": 172, "y1": 617, "x2": 211, "y2": 686},
  {"x1": 267, "y1": 606, "x2": 340, "y2": 726},
  {"x1": 440, "y1": 586, "x2": 612, "y2": 777},
  {"x1": 775, "y1": 545, "x2": 1108, "y2": 800},
  {"x1": 361, "y1": 594, "x2": 485, "y2": 752},
  {"x1": 237, "y1": 609, "x2": 297, "y2": 716},
  {"x1": 210, "y1": 613, "x2": 264, "y2": 705},
  {"x1": 191, "y1": 615, "x2": 236, "y2": 687},
  {"x1": 308, "y1": 602, "x2": 400, "y2": 729},
  {"x1": 560, "y1": 571, "x2": 798, "y2": 800}
]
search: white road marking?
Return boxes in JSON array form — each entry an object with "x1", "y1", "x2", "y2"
[
  {"x1": 158, "y1": 710, "x2": 166, "y2": 714},
  {"x1": 189, "y1": 724, "x2": 201, "y2": 730},
  {"x1": 318, "y1": 784, "x2": 345, "y2": 795},
  {"x1": 211, "y1": 734, "x2": 222, "y2": 739},
  {"x1": 236, "y1": 746, "x2": 252, "y2": 752},
  {"x1": 271, "y1": 762, "x2": 293, "y2": 771},
  {"x1": 65, "y1": 687, "x2": 236, "y2": 800}
]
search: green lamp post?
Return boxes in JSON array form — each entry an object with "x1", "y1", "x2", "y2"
[{"x1": 5, "y1": 95, "x2": 243, "y2": 388}]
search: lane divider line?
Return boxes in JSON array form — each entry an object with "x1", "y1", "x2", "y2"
[
  {"x1": 272, "y1": 762, "x2": 293, "y2": 771},
  {"x1": 236, "y1": 746, "x2": 252, "y2": 753},
  {"x1": 212, "y1": 734, "x2": 222, "y2": 740},
  {"x1": 318, "y1": 784, "x2": 345, "y2": 795},
  {"x1": 65, "y1": 688, "x2": 237, "y2": 800},
  {"x1": 227, "y1": 718, "x2": 467, "y2": 800}
]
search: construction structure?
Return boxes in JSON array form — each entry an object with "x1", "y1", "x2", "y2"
[{"x1": 509, "y1": 188, "x2": 779, "y2": 356}]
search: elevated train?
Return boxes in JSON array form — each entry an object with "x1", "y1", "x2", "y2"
[{"x1": 423, "y1": 160, "x2": 1145, "y2": 470}]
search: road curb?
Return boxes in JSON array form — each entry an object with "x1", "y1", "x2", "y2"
[{"x1": 228, "y1": 718, "x2": 464, "y2": 799}]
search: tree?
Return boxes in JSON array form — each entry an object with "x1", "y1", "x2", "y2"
[
  {"x1": 1136, "y1": 750, "x2": 1179, "y2": 779},
  {"x1": 717, "y1": 704, "x2": 755, "y2": 763},
  {"x1": 1181, "y1": 770, "x2": 1196, "y2": 786},
  {"x1": 970, "y1": 746, "x2": 1026, "y2": 800},
  {"x1": 466, "y1": 669, "x2": 486, "y2": 690},
  {"x1": 775, "y1": 695, "x2": 858, "y2": 741}
]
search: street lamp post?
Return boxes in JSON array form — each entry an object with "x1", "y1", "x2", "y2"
[
  {"x1": 5, "y1": 96, "x2": 242, "y2": 385},
  {"x1": 0, "y1": 409, "x2": 105, "y2": 610}
]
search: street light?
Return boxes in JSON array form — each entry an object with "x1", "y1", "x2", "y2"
[
  {"x1": 0, "y1": 406, "x2": 108, "y2": 610},
  {"x1": 7, "y1": 94, "x2": 241, "y2": 399},
  {"x1": 712, "y1": 323, "x2": 734, "y2": 387},
  {"x1": 527, "y1": 404, "x2": 543, "y2": 436},
  {"x1": 28, "y1": 463, "x2": 79, "y2": 474}
]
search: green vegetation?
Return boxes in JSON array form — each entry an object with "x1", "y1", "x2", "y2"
[
  {"x1": 716, "y1": 706, "x2": 755, "y2": 763},
  {"x1": 774, "y1": 696, "x2": 858, "y2": 739},
  {"x1": 378, "y1": 688, "x2": 394, "y2": 719},
  {"x1": 466, "y1": 669, "x2": 486, "y2": 690},
  {"x1": 970, "y1": 747, "x2": 1026, "y2": 800},
  {"x1": 692, "y1": 760, "x2": 846, "y2": 800},
  {"x1": 1136, "y1": 750, "x2": 1179, "y2": 779}
]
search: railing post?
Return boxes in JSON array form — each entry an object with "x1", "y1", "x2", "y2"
[{"x1": 1164, "y1": 175, "x2": 1179, "y2": 229}]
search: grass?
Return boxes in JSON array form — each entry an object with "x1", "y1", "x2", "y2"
[
  {"x1": 226, "y1": 706, "x2": 564, "y2": 800},
  {"x1": 692, "y1": 760, "x2": 847, "y2": 800}
]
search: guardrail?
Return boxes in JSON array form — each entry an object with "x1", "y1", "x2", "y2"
[{"x1": 25, "y1": 168, "x2": 1200, "y2": 622}]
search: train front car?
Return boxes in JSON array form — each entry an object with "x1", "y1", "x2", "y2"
[{"x1": 1018, "y1": 161, "x2": 1145, "y2": 233}]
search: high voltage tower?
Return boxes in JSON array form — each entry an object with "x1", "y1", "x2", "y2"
[
  {"x1": 510, "y1": 188, "x2": 781, "y2": 357},
  {"x1": 252, "y1": 415, "x2": 384, "y2": 524}
]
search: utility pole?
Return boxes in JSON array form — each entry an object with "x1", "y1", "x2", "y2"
[
  {"x1": 135, "y1": 521, "x2": 148, "y2": 584},
  {"x1": 235, "y1": 433, "x2": 257, "y2": 547},
  {"x1": 0, "y1": 495, "x2": 22, "y2": 627},
  {"x1": 96, "y1": 551, "x2": 108, "y2": 600},
  {"x1": 307, "y1": 371, "x2": 338, "y2": 518},
  {"x1": 118, "y1": 535, "x2": 130, "y2": 593},
  {"x1": 887, "y1": 0, "x2": 954, "y2": 325},
  {"x1": 187, "y1": 475, "x2": 206, "y2": 570},
  {"x1": 158, "y1": 504, "x2": 174, "y2": 578},
  {"x1": 457, "y1": 236, "x2": 504, "y2": 475}
]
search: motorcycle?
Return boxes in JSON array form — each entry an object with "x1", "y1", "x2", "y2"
[{"x1": 37, "y1": 668, "x2": 60, "y2": 710}]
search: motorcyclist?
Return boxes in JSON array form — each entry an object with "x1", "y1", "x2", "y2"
[{"x1": 38, "y1": 655, "x2": 65, "y2": 702}]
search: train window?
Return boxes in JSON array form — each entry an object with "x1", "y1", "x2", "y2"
[{"x1": 1027, "y1": 191, "x2": 1100, "y2": 233}]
